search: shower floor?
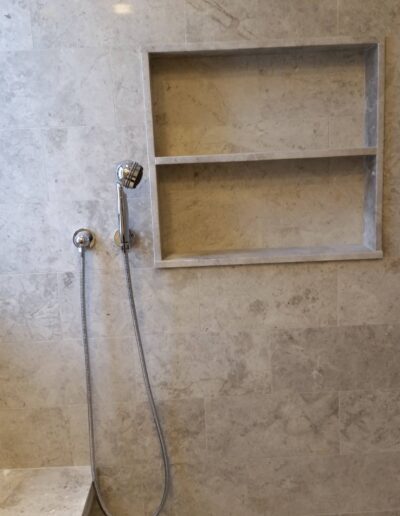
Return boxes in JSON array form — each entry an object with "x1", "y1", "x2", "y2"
[{"x1": 0, "y1": 466, "x2": 92, "y2": 515}]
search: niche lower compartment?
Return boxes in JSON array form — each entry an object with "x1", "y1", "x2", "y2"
[{"x1": 155, "y1": 155, "x2": 382, "y2": 267}]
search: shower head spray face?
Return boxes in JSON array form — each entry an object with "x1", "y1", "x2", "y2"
[{"x1": 116, "y1": 160, "x2": 143, "y2": 189}]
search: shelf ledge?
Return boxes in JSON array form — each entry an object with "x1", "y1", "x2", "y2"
[
  {"x1": 155, "y1": 245, "x2": 383, "y2": 268},
  {"x1": 155, "y1": 147, "x2": 377, "y2": 166}
]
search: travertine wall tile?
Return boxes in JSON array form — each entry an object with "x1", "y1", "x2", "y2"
[
  {"x1": 132, "y1": 268, "x2": 200, "y2": 333},
  {"x1": 92, "y1": 402, "x2": 142, "y2": 469},
  {"x1": 97, "y1": 465, "x2": 144, "y2": 515},
  {"x1": 340, "y1": 390, "x2": 400, "y2": 455},
  {"x1": 198, "y1": 264, "x2": 337, "y2": 331},
  {"x1": 271, "y1": 325, "x2": 400, "y2": 392},
  {"x1": 0, "y1": 339, "x2": 85, "y2": 409},
  {"x1": 338, "y1": 260, "x2": 400, "y2": 326},
  {"x1": 247, "y1": 453, "x2": 400, "y2": 515},
  {"x1": 143, "y1": 461, "x2": 249, "y2": 516},
  {"x1": 87, "y1": 337, "x2": 137, "y2": 406},
  {"x1": 136, "y1": 331, "x2": 271, "y2": 401},
  {"x1": 205, "y1": 392, "x2": 339, "y2": 461},
  {"x1": 58, "y1": 270, "x2": 132, "y2": 340},
  {"x1": 338, "y1": 0, "x2": 400, "y2": 36},
  {"x1": 64, "y1": 404, "x2": 90, "y2": 466},
  {"x1": 137, "y1": 397, "x2": 206, "y2": 464},
  {"x1": 0, "y1": 407, "x2": 73, "y2": 468}
]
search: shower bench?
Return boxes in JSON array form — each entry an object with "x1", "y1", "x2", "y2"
[{"x1": 0, "y1": 466, "x2": 92, "y2": 515}]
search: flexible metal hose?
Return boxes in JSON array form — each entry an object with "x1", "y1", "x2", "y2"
[
  {"x1": 122, "y1": 249, "x2": 170, "y2": 516},
  {"x1": 79, "y1": 247, "x2": 170, "y2": 516},
  {"x1": 79, "y1": 249, "x2": 113, "y2": 516}
]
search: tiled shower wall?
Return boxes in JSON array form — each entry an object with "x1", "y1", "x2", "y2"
[{"x1": 1, "y1": 1, "x2": 400, "y2": 515}]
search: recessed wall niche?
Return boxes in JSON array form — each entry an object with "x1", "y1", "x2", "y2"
[{"x1": 142, "y1": 38, "x2": 384, "y2": 268}]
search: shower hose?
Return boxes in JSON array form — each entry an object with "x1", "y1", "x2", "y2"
[{"x1": 79, "y1": 248, "x2": 170, "y2": 516}]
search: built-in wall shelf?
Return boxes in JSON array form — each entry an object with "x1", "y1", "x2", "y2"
[{"x1": 141, "y1": 37, "x2": 385, "y2": 268}]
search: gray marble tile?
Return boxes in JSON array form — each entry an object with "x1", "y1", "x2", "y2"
[
  {"x1": 185, "y1": 0, "x2": 261, "y2": 42},
  {"x1": 186, "y1": 0, "x2": 337, "y2": 42},
  {"x1": 0, "y1": 128, "x2": 47, "y2": 203},
  {"x1": 256, "y1": 0, "x2": 338, "y2": 39},
  {"x1": 0, "y1": 0, "x2": 32, "y2": 51},
  {"x1": 338, "y1": 0, "x2": 400, "y2": 36},
  {"x1": 0, "y1": 273, "x2": 61, "y2": 343},
  {"x1": 0, "y1": 203, "x2": 64, "y2": 273},
  {"x1": 198, "y1": 264, "x2": 337, "y2": 331},
  {"x1": 58, "y1": 269, "x2": 132, "y2": 340},
  {"x1": 137, "y1": 397, "x2": 206, "y2": 464},
  {"x1": 136, "y1": 331, "x2": 270, "y2": 401},
  {"x1": 0, "y1": 338, "x2": 85, "y2": 409},
  {"x1": 206, "y1": 392, "x2": 339, "y2": 462},
  {"x1": 338, "y1": 260, "x2": 400, "y2": 326},
  {"x1": 132, "y1": 268, "x2": 200, "y2": 334},
  {"x1": 0, "y1": 49, "x2": 114, "y2": 128},
  {"x1": 110, "y1": 50, "x2": 146, "y2": 128},
  {"x1": 271, "y1": 325, "x2": 400, "y2": 392},
  {"x1": 44, "y1": 126, "x2": 125, "y2": 204},
  {"x1": 0, "y1": 466, "x2": 91, "y2": 515},
  {"x1": 340, "y1": 390, "x2": 400, "y2": 455},
  {"x1": 30, "y1": 0, "x2": 186, "y2": 48},
  {"x1": 247, "y1": 452, "x2": 400, "y2": 515},
  {"x1": 0, "y1": 407, "x2": 73, "y2": 468}
]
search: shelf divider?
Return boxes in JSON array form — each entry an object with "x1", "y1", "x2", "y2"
[{"x1": 155, "y1": 147, "x2": 377, "y2": 166}]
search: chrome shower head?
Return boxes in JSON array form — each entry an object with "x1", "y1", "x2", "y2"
[
  {"x1": 116, "y1": 160, "x2": 143, "y2": 189},
  {"x1": 115, "y1": 160, "x2": 144, "y2": 251}
]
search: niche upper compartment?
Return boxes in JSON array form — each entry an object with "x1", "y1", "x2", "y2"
[{"x1": 142, "y1": 38, "x2": 384, "y2": 268}]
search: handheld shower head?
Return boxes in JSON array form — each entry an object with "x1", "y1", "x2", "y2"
[
  {"x1": 115, "y1": 160, "x2": 143, "y2": 251},
  {"x1": 116, "y1": 160, "x2": 143, "y2": 189}
]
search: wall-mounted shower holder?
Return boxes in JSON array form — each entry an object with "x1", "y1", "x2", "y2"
[
  {"x1": 114, "y1": 229, "x2": 135, "y2": 250},
  {"x1": 73, "y1": 228, "x2": 96, "y2": 252}
]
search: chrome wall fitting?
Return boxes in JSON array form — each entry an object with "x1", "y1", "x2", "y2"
[
  {"x1": 73, "y1": 228, "x2": 95, "y2": 252},
  {"x1": 114, "y1": 228, "x2": 134, "y2": 250}
]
